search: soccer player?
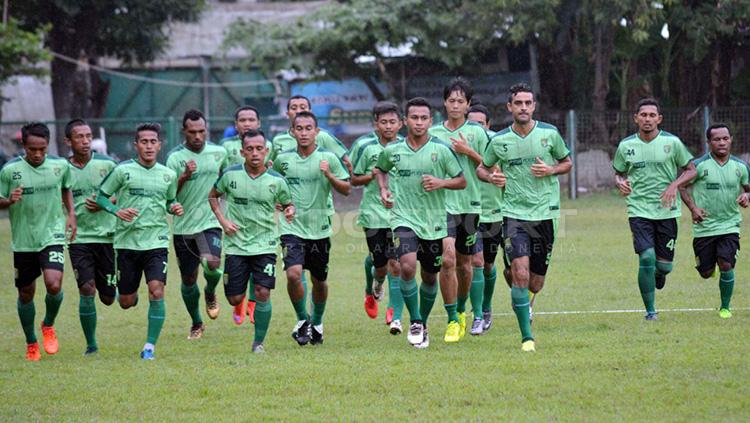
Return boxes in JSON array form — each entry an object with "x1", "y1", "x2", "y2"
[
  {"x1": 166, "y1": 109, "x2": 227, "y2": 339},
  {"x1": 669, "y1": 124, "x2": 749, "y2": 319},
  {"x1": 0, "y1": 122, "x2": 76, "y2": 361},
  {"x1": 613, "y1": 98, "x2": 693, "y2": 321},
  {"x1": 96, "y1": 123, "x2": 184, "y2": 360},
  {"x1": 429, "y1": 77, "x2": 491, "y2": 342},
  {"x1": 65, "y1": 119, "x2": 117, "y2": 355},
  {"x1": 477, "y1": 83, "x2": 572, "y2": 352},
  {"x1": 209, "y1": 129, "x2": 295, "y2": 353},
  {"x1": 272, "y1": 111, "x2": 351, "y2": 346},
  {"x1": 349, "y1": 101, "x2": 405, "y2": 334},
  {"x1": 376, "y1": 97, "x2": 466, "y2": 349}
]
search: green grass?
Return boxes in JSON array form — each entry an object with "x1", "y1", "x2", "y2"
[{"x1": 1, "y1": 192, "x2": 749, "y2": 421}]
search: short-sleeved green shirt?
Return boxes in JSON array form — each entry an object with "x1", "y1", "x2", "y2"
[
  {"x1": 98, "y1": 160, "x2": 178, "y2": 250},
  {"x1": 68, "y1": 154, "x2": 117, "y2": 244},
  {"x1": 350, "y1": 132, "x2": 403, "y2": 229},
  {"x1": 166, "y1": 142, "x2": 226, "y2": 235},
  {"x1": 214, "y1": 166, "x2": 292, "y2": 255},
  {"x1": 220, "y1": 135, "x2": 272, "y2": 169},
  {"x1": 0, "y1": 156, "x2": 71, "y2": 252},
  {"x1": 376, "y1": 137, "x2": 464, "y2": 240},
  {"x1": 429, "y1": 121, "x2": 489, "y2": 215},
  {"x1": 272, "y1": 146, "x2": 350, "y2": 240},
  {"x1": 478, "y1": 129, "x2": 503, "y2": 223},
  {"x1": 689, "y1": 154, "x2": 749, "y2": 237},
  {"x1": 269, "y1": 129, "x2": 348, "y2": 163},
  {"x1": 613, "y1": 130, "x2": 693, "y2": 219},
  {"x1": 483, "y1": 122, "x2": 570, "y2": 221}
]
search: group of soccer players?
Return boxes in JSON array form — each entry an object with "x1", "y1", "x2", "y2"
[{"x1": 1, "y1": 77, "x2": 744, "y2": 361}]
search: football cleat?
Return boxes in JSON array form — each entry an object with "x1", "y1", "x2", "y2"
[
  {"x1": 470, "y1": 318, "x2": 484, "y2": 336},
  {"x1": 407, "y1": 322, "x2": 425, "y2": 346},
  {"x1": 205, "y1": 292, "x2": 220, "y2": 320},
  {"x1": 26, "y1": 342, "x2": 41, "y2": 361},
  {"x1": 292, "y1": 320, "x2": 312, "y2": 346},
  {"x1": 719, "y1": 308, "x2": 732, "y2": 319},
  {"x1": 364, "y1": 295, "x2": 378, "y2": 319},
  {"x1": 521, "y1": 340, "x2": 536, "y2": 352},
  {"x1": 444, "y1": 320, "x2": 460, "y2": 343},
  {"x1": 389, "y1": 319, "x2": 402, "y2": 335},
  {"x1": 41, "y1": 324, "x2": 59, "y2": 355},
  {"x1": 188, "y1": 323, "x2": 205, "y2": 340}
]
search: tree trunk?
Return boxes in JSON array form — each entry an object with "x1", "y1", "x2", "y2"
[{"x1": 592, "y1": 24, "x2": 613, "y2": 144}]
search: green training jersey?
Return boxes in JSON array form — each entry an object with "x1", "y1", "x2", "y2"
[
  {"x1": 214, "y1": 166, "x2": 292, "y2": 255},
  {"x1": 478, "y1": 129, "x2": 503, "y2": 223},
  {"x1": 220, "y1": 135, "x2": 272, "y2": 169},
  {"x1": 483, "y1": 121, "x2": 570, "y2": 221},
  {"x1": 269, "y1": 129, "x2": 348, "y2": 162},
  {"x1": 350, "y1": 132, "x2": 403, "y2": 229},
  {"x1": 376, "y1": 137, "x2": 463, "y2": 240},
  {"x1": 0, "y1": 156, "x2": 71, "y2": 252},
  {"x1": 689, "y1": 154, "x2": 749, "y2": 237},
  {"x1": 166, "y1": 142, "x2": 226, "y2": 235},
  {"x1": 99, "y1": 160, "x2": 178, "y2": 250},
  {"x1": 613, "y1": 130, "x2": 693, "y2": 219},
  {"x1": 68, "y1": 153, "x2": 117, "y2": 244},
  {"x1": 272, "y1": 146, "x2": 349, "y2": 239},
  {"x1": 429, "y1": 121, "x2": 489, "y2": 215}
]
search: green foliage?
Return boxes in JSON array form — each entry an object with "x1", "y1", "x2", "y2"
[{"x1": 0, "y1": 19, "x2": 50, "y2": 86}]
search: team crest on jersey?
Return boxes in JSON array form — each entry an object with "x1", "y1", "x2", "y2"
[
  {"x1": 214, "y1": 153, "x2": 223, "y2": 162},
  {"x1": 468, "y1": 133, "x2": 475, "y2": 143},
  {"x1": 53, "y1": 167, "x2": 61, "y2": 176},
  {"x1": 268, "y1": 183, "x2": 276, "y2": 194},
  {"x1": 100, "y1": 168, "x2": 108, "y2": 177},
  {"x1": 736, "y1": 168, "x2": 741, "y2": 178},
  {"x1": 431, "y1": 153, "x2": 438, "y2": 162},
  {"x1": 663, "y1": 145, "x2": 671, "y2": 154},
  {"x1": 163, "y1": 174, "x2": 171, "y2": 183},
  {"x1": 541, "y1": 138, "x2": 548, "y2": 148}
]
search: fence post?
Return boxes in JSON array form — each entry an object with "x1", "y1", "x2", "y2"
[
  {"x1": 702, "y1": 106, "x2": 710, "y2": 155},
  {"x1": 567, "y1": 110, "x2": 577, "y2": 200},
  {"x1": 167, "y1": 116, "x2": 178, "y2": 152}
]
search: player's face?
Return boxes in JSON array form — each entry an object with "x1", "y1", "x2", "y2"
[
  {"x1": 286, "y1": 98, "x2": 310, "y2": 121},
  {"x1": 183, "y1": 118, "x2": 207, "y2": 151},
  {"x1": 134, "y1": 130, "x2": 161, "y2": 164},
  {"x1": 507, "y1": 92, "x2": 535, "y2": 125},
  {"x1": 67, "y1": 125, "x2": 93, "y2": 157},
  {"x1": 240, "y1": 135, "x2": 268, "y2": 168},
  {"x1": 444, "y1": 90, "x2": 469, "y2": 121},
  {"x1": 374, "y1": 112, "x2": 402, "y2": 142},
  {"x1": 708, "y1": 127, "x2": 732, "y2": 158},
  {"x1": 236, "y1": 109, "x2": 260, "y2": 133},
  {"x1": 634, "y1": 105, "x2": 662, "y2": 134},
  {"x1": 23, "y1": 135, "x2": 48, "y2": 166},
  {"x1": 405, "y1": 106, "x2": 432, "y2": 138},
  {"x1": 467, "y1": 112, "x2": 489, "y2": 129},
  {"x1": 292, "y1": 116, "x2": 319, "y2": 148}
]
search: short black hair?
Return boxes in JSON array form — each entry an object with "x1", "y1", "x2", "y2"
[
  {"x1": 468, "y1": 104, "x2": 491, "y2": 123},
  {"x1": 292, "y1": 110, "x2": 318, "y2": 128},
  {"x1": 443, "y1": 77, "x2": 474, "y2": 102},
  {"x1": 372, "y1": 101, "x2": 401, "y2": 121},
  {"x1": 21, "y1": 122, "x2": 50, "y2": 144},
  {"x1": 508, "y1": 83, "x2": 534, "y2": 103},
  {"x1": 135, "y1": 122, "x2": 161, "y2": 141},
  {"x1": 234, "y1": 106, "x2": 259, "y2": 121},
  {"x1": 241, "y1": 129, "x2": 266, "y2": 147},
  {"x1": 287, "y1": 95, "x2": 311, "y2": 110},
  {"x1": 635, "y1": 97, "x2": 662, "y2": 115},
  {"x1": 182, "y1": 109, "x2": 205, "y2": 128},
  {"x1": 706, "y1": 123, "x2": 731, "y2": 140},
  {"x1": 404, "y1": 97, "x2": 432, "y2": 116},
  {"x1": 64, "y1": 118, "x2": 89, "y2": 139}
]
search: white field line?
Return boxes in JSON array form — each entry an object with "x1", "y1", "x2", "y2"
[{"x1": 431, "y1": 307, "x2": 750, "y2": 318}]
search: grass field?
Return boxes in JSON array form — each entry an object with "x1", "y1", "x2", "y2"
[{"x1": 1, "y1": 192, "x2": 749, "y2": 421}]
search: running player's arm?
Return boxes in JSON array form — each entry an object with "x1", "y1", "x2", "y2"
[
  {"x1": 476, "y1": 138, "x2": 506, "y2": 187},
  {"x1": 0, "y1": 168, "x2": 22, "y2": 209},
  {"x1": 97, "y1": 167, "x2": 138, "y2": 222},
  {"x1": 532, "y1": 131, "x2": 572, "y2": 177},
  {"x1": 662, "y1": 158, "x2": 697, "y2": 208},
  {"x1": 613, "y1": 144, "x2": 632, "y2": 196},
  {"x1": 449, "y1": 132, "x2": 483, "y2": 165},
  {"x1": 321, "y1": 154, "x2": 351, "y2": 196},
  {"x1": 351, "y1": 144, "x2": 377, "y2": 186},
  {"x1": 375, "y1": 148, "x2": 394, "y2": 208},
  {"x1": 208, "y1": 177, "x2": 239, "y2": 235},
  {"x1": 165, "y1": 174, "x2": 184, "y2": 216},
  {"x1": 275, "y1": 178, "x2": 295, "y2": 223},
  {"x1": 678, "y1": 180, "x2": 706, "y2": 223},
  {"x1": 423, "y1": 146, "x2": 466, "y2": 192},
  {"x1": 737, "y1": 163, "x2": 750, "y2": 208}
]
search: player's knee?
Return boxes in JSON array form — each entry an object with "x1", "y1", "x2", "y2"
[
  {"x1": 388, "y1": 259, "x2": 401, "y2": 276},
  {"x1": 717, "y1": 260, "x2": 733, "y2": 273},
  {"x1": 638, "y1": 248, "x2": 656, "y2": 267},
  {"x1": 400, "y1": 264, "x2": 416, "y2": 281},
  {"x1": 181, "y1": 272, "x2": 198, "y2": 286},
  {"x1": 420, "y1": 269, "x2": 438, "y2": 285},
  {"x1": 79, "y1": 281, "x2": 96, "y2": 297},
  {"x1": 17, "y1": 286, "x2": 35, "y2": 304},
  {"x1": 254, "y1": 286, "x2": 271, "y2": 302},
  {"x1": 470, "y1": 253, "x2": 484, "y2": 268},
  {"x1": 655, "y1": 259, "x2": 673, "y2": 275},
  {"x1": 699, "y1": 270, "x2": 714, "y2": 279},
  {"x1": 227, "y1": 294, "x2": 244, "y2": 306},
  {"x1": 147, "y1": 283, "x2": 164, "y2": 300},
  {"x1": 441, "y1": 253, "x2": 456, "y2": 270},
  {"x1": 286, "y1": 267, "x2": 302, "y2": 283},
  {"x1": 99, "y1": 295, "x2": 115, "y2": 306},
  {"x1": 205, "y1": 256, "x2": 221, "y2": 271},
  {"x1": 119, "y1": 295, "x2": 137, "y2": 309}
]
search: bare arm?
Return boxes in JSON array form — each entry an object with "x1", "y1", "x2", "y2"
[
  {"x1": 422, "y1": 173, "x2": 466, "y2": 192},
  {"x1": 62, "y1": 188, "x2": 77, "y2": 242},
  {"x1": 351, "y1": 171, "x2": 375, "y2": 187},
  {"x1": 662, "y1": 161, "x2": 697, "y2": 208},
  {"x1": 531, "y1": 156, "x2": 572, "y2": 178},
  {"x1": 678, "y1": 184, "x2": 706, "y2": 223},
  {"x1": 0, "y1": 186, "x2": 23, "y2": 209},
  {"x1": 376, "y1": 169, "x2": 393, "y2": 208},
  {"x1": 614, "y1": 171, "x2": 632, "y2": 196},
  {"x1": 476, "y1": 163, "x2": 506, "y2": 187},
  {"x1": 208, "y1": 187, "x2": 239, "y2": 236},
  {"x1": 320, "y1": 160, "x2": 351, "y2": 195},
  {"x1": 176, "y1": 160, "x2": 197, "y2": 194}
]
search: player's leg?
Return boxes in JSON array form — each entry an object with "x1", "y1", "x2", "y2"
[
  {"x1": 308, "y1": 238, "x2": 331, "y2": 345},
  {"x1": 505, "y1": 218, "x2": 534, "y2": 351},
  {"x1": 117, "y1": 249, "x2": 143, "y2": 309},
  {"x1": 249, "y1": 254, "x2": 277, "y2": 352},
  {"x1": 455, "y1": 214, "x2": 482, "y2": 339},
  {"x1": 440, "y1": 215, "x2": 459, "y2": 330},
  {"x1": 173, "y1": 235, "x2": 204, "y2": 338},
  {"x1": 281, "y1": 235, "x2": 311, "y2": 345},
  {"x1": 198, "y1": 229, "x2": 223, "y2": 320},
  {"x1": 15, "y1": 252, "x2": 42, "y2": 360},
  {"x1": 654, "y1": 218, "x2": 678, "y2": 290},
  {"x1": 70, "y1": 244, "x2": 101, "y2": 354},
  {"x1": 480, "y1": 221, "x2": 503, "y2": 332},
  {"x1": 363, "y1": 228, "x2": 383, "y2": 318},
  {"x1": 40, "y1": 245, "x2": 65, "y2": 355},
  {"x1": 393, "y1": 226, "x2": 424, "y2": 346},
  {"x1": 628, "y1": 218, "x2": 658, "y2": 319},
  {"x1": 716, "y1": 234, "x2": 739, "y2": 318},
  {"x1": 416, "y1": 238, "x2": 442, "y2": 348},
  {"x1": 527, "y1": 219, "x2": 556, "y2": 323},
  {"x1": 386, "y1": 257, "x2": 404, "y2": 334},
  {"x1": 141, "y1": 248, "x2": 169, "y2": 360},
  {"x1": 93, "y1": 244, "x2": 117, "y2": 305}
]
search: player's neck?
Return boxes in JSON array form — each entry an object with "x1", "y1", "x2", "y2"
[
  {"x1": 378, "y1": 134, "x2": 396, "y2": 145},
  {"x1": 639, "y1": 129, "x2": 659, "y2": 142},
  {"x1": 711, "y1": 152, "x2": 730, "y2": 164},
  {"x1": 70, "y1": 152, "x2": 92, "y2": 168},
  {"x1": 244, "y1": 163, "x2": 266, "y2": 177},
  {"x1": 185, "y1": 142, "x2": 205, "y2": 153},
  {"x1": 137, "y1": 157, "x2": 157, "y2": 168},
  {"x1": 512, "y1": 120, "x2": 536, "y2": 137},
  {"x1": 24, "y1": 156, "x2": 46, "y2": 167},
  {"x1": 407, "y1": 133, "x2": 429, "y2": 149},
  {"x1": 444, "y1": 117, "x2": 465, "y2": 131},
  {"x1": 297, "y1": 143, "x2": 316, "y2": 158}
]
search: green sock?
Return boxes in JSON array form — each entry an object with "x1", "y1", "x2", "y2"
[
  {"x1": 292, "y1": 294, "x2": 309, "y2": 321},
  {"x1": 364, "y1": 255, "x2": 374, "y2": 295},
  {"x1": 457, "y1": 295, "x2": 468, "y2": 313},
  {"x1": 42, "y1": 290, "x2": 64, "y2": 327},
  {"x1": 181, "y1": 283, "x2": 203, "y2": 325},
  {"x1": 638, "y1": 249, "x2": 656, "y2": 313},
  {"x1": 387, "y1": 274, "x2": 404, "y2": 320},
  {"x1": 470, "y1": 266, "x2": 485, "y2": 319},
  {"x1": 399, "y1": 278, "x2": 421, "y2": 323},
  {"x1": 444, "y1": 303, "x2": 458, "y2": 323},
  {"x1": 254, "y1": 300, "x2": 272, "y2": 344},
  {"x1": 655, "y1": 260, "x2": 673, "y2": 278},
  {"x1": 419, "y1": 282, "x2": 438, "y2": 325},
  {"x1": 17, "y1": 299, "x2": 37, "y2": 344},
  {"x1": 311, "y1": 301, "x2": 326, "y2": 326},
  {"x1": 482, "y1": 266, "x2": 497, "y2": 312},
  {"x1": 203, "y1": 267, "x2": 223, "y2": 296},
  {"x1": 247, "y1": 276, "x2": 256, "y2": 302},
  {"x1": 79, "y1": 295, "x2": 97, "y2": 349},
  {"x1": 719, "y1": 269, "x2": 735, "y2": 310},
  {"x1": 301, "y1": 272, "x2": 308, "y2": 308},
  {"x1": 511, "y1": 287, "x2": 533, "y2": 342},
  {"x1": 146, "y1": 299, "x2": 166, "y2": 345}
]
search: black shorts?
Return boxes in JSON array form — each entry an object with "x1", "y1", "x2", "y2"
[
  {"x1": 628, "y1": 217, "x2": 678, "y2": 261},
  {"x1": 478, "y1": 221, "x2": 509, "y2": 269},
  {"x1": 14, "y1": 245, "x2": 65, "y2": 288},
  {"x1": 503, "y1": 218, "x2": 556, "y2": 276},
  {"x1": 173, "y1": 228, "x2": 222, "y2": 277},
  {"x1": 116, "y1": 248, "x2": 169, "y2": 295},
  {"x1": 393, "y1": 226, "x2": 443, "y2": 274},
  {"x1": 364, "y1": 228, "x2": 396, "y2": 268},
  {"x1": 280, "y1": 235, "x2": 331, "y2": 281},
  {"x1": 69, "y1": 243, "x2": 117, "y2": 297},
  {"x1": 446, "y1": 213, "x2": 480, "y2": 255},
  {"x1": 224, "y1": 254, "x2": 277, "y2": 296},
  {"x1": 693, "y1": 233, "x2": 740, "y2": 274}
]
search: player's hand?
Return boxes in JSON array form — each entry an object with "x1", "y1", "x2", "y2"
[
  {"x1": 736, "y1": 193, "x2": 750, "y2": 208},
  {"x1": 616, "y1": 177, "x2": 632, "y2": 196},
  {"x1": 116, "y1": 208, "x2": 139, "y2": 222},
  {"x1": 283, "y1": 204, "x2": 296, "y2": 223},
  {"x1": 490, "y1": 169, "x2": 506, "y2": 188},
  {"x1": 660, "y1": 184, "x2": 679, "y2": 209},
  {"x1": 422, "y1": 175, "x2": 444, "y2": 192},
  {"x1": 183, "y1": 160, "x2": 197, "y2": 178},
  {"x1": 320, "y1": 160, "x2": 331, "y2": 176},
  {"x1": 66, "y1": 214, "x2": 77, "y2": 242},
  {"x1": 690, "y1": 207, "x2": 708, "y2": 223},
  {"x1": 275, "y1": 203, "x2": 284, "y2": 211},
  {"x1": 380, "y1": 189, "x2": 394, "y2": 208},
  {"x1": 9, "y1": 185, "x2": 23, "y2": 203},
  {"x1": 170, "y1": 202, "x2": 184, "y2": 216},
  {"x1": 343, "y1": 157, "x2": 353, "y2": 175},
  {"x1": 450, "y1": 133, "x2": 471, "y2": 155},
  {"x1": 531, "y1": 157, "x2": 553, "y2": 177},
  {"x1": 222, "y1": 219, "x2": 240, "y2": 236},
  {"x1": 84, "y1": 194, "x2": 101, "y2": 212}
]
